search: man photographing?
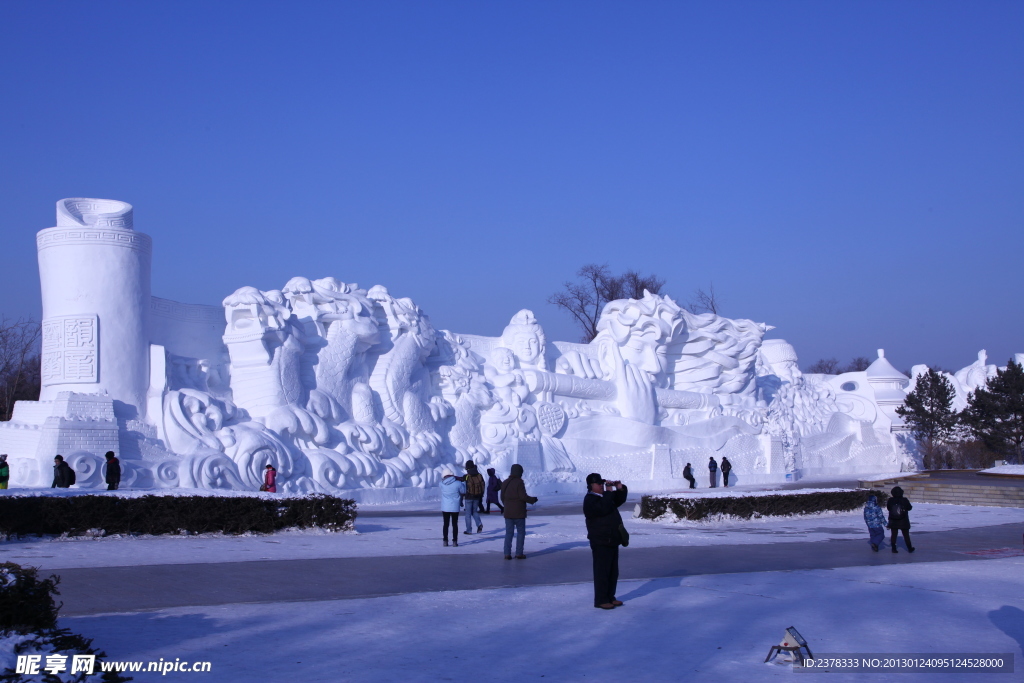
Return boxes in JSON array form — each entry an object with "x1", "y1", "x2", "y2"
[{"x1": 584, "y1": 473, "x2": 628, "y2": 610}]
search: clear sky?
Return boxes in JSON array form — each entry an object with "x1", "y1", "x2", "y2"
[{"x1": 1, "y1": 1, "x2": 1021, "y2": 373}]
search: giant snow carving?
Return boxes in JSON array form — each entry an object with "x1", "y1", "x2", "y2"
[{"x1": 4, "y1": 198, "x2": 1013, "y2": 493}]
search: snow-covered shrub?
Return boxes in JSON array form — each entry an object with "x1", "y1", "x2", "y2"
[
  {"x1": 0, "y1": 494, "x2": 356, "y2": 540},
  {"x1": 638, "y1": 489, "x2": 888, "y2": 521},
  {"x1": 0, "y1": 562, "x2": 129, "y2": 682}
]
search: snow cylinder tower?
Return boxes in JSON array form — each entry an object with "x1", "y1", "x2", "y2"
[{"x1": 37, "y1": 198, "x2": 152, "y2": 416}]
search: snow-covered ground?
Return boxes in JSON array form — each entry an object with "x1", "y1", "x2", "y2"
[
  {"x1": 61, "y1": 556, "x2": 1024, "y2": 682},
  {"x1": 982, "y1": 465, "x2": 1024, "y2": 476},
  {"x1": 4, "y1": 503, "x2": 1022, "y2": 571}
]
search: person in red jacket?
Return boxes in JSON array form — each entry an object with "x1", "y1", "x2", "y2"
[{"x1": 263, "y1": 464, "x2": 277, "y2": 493}]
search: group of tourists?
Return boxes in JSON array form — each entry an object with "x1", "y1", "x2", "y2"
[
  {"x1": 3, "y1": 451, "x2": 282, "y2": 494},
  {"x1": 864, "y1": 486, "x2": 916, "y2": 553},
  {"x1": 681, "y1": 456, "x2": 733, "y2": 489},
  {"x1": 50, "y1": 451, "x2": 120, "y2": 490},
  {"x1": 440, "y1": 460, "x2": 534, "y2": 557},
  {"x1": 439, "y1": 460, "x2": 629, "y2": 608}
]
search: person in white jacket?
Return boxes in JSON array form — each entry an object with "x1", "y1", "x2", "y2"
[{"x1": 440, "y1": 469, "x2": 466, "y2": 547}]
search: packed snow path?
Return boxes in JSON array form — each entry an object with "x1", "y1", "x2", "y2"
[{"x1": 53, "y1": 521, "x2": 1022, "y2": 616}]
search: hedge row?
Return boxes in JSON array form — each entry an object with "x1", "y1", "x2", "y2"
[
  {"x1": 638, "y1": 489, "x2": 889, "y2": 521},
  {"x1": 0, "y1": 494, "x2": 357, "y2": 540}
]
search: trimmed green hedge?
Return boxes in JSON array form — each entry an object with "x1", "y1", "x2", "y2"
[
  {"x1": 638, "y1": 489, "x2": 888, "y2": 521},
  {"x1": 0, "y1": 494, "x2": 356, "y2": 540}
]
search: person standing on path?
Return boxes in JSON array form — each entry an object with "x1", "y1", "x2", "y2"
[
  {"x1": 441, "y1": 469, "x2": 466, "y2": 547},
  {"x1": 262, "y1": 464, "x2": 277, "y2": 493},
  {"x1": 51, "y1": 455, "x2": 74, "y2": 488},
  {"x1": 463, "y1": 460, "x2": 485, "y2": 534},
  {"x1": 500, "y1": 463, "x2": 537, "y2": 559},
  {"x1": 104, "y1": 451, "x2": 121, "y2": 491},
  {"x1": 721, "y1": 457, "x2": 732, "y2": 487},
  {"x1": 485, "y1": 467, "x2": 503, "y2": 514},
  {"x1": 886, "y1": 486, "x2": 915, "y2": 553},
  {"x1": 863, "y1": 495, "x2": 886, "y2": 551},
  {"x1": 0, "y1": 454, "x2": 8, "y2": 490},
  {"x1": 584, "y1": 473, "x2": 628, "y2": 610},
  {"x1": 708, "y1": 457, "x2": 718, "y2": 488},
  {"x1": 682, "y1": 462, "x2": 695, "y2": 489}
]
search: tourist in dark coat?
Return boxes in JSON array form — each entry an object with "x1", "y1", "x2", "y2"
[
  {"x1": 104, "y1": 451, "x2": 121, "y2": 491},
  {"x1": 682, "y1": 462, "x2": 695, "y2": 489},
  {"x1": 500, "y1": 463, "x2": 537, "y2": 559},
  {"x1": 485, "y1": 468, "x2": 503, "y2": 513},
  {"x1": 708, "y1": 457, "x2": 718, "y2": 488},
  {"x1": 886, "y1": 486, "x2": 915, "y2": 553},
  {"x1": 51, "y1": 455, "x2": 74, "y2": 488},
  {"x1": 721, "y1": 457, "x2": 732, "y2": 487},
  {"x1": 584, "y1": 473, "x2": 628, "y2": 609},
  {"x1": 0, "y1": 454, "x2": 9, "y2": 490}
]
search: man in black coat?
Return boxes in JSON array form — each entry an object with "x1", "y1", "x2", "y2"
[
  {"x1": 721, "y1": 457, "x2": 732, "y2": 487},
  {"x1": 584, "y1": 472, "x2": 628, "y2": 610},
  {"x1": 683, "y1": 463, "x2": 695, "y2": 489},
  {"x1": 104, "y1": 451, "x2": 121, "y2": 491},
  {"x1": 51, "y1": 455, "x2": 74, "y2": 488},
  {"x1": 886, "y1": 485, "x2": 915, "y2": 553}
]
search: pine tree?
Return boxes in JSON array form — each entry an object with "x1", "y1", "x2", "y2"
[
  {"x1": 963, "y1": 359, "x2": 1024, "y2": 464},
  {"x1": 896, "y1": 368, "x2": 959, "y2": 464}
]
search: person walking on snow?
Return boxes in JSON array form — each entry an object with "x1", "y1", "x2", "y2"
[
  {"x1": 682, "y1": 462, "x2": 695, "y2": 489},
  {"x1": 51, "y1": 455, "x2": 74, "y2": 488},
  {"x1": 886, "y1": 486, "x2": 915, "y2": 553},
  {"x1": 463, "y1": 460, "x2": 485, "y2": 534},
  {"x1": 262, "y1": 464, "x2": 277, "y2": 493},
  {"x1": 584, "y1": 473, "x2": 628, "y2": 610},
  {"x1": 485, "y1": 467, "x2": 503, "y2": 514},
  {"x1": 104, "y1": 451, "x2": 121, "y2": 491},
  {"x1": 500, "y1": 463, "x2": 537, "y2": 559},
  {"x1": 708, "y1": 457, "x2": 718, "y2": 488},
  {"x1": 721, "y1": 457, "x2": 732, "y2": 487},
  {"x1": 0, "y1": 454, "x2": 9, "y2": 490},
  {"x1": 441, "y1": 469, "x2": 466, "y2": 547},
  {"x1": 863, "y1": 495, "x2": 886, "y2": 551}
]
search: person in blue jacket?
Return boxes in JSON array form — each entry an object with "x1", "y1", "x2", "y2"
[
  {"x1": 863, "y1": 495, "x2": 886, "y2": 551},
  {"x1": 440, "y1": 469, "x2": 466, "y2": 547}
]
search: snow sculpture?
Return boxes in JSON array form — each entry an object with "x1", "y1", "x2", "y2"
[{"x1": 9, "y1": 197, "x2": 1018, "y2": 493}]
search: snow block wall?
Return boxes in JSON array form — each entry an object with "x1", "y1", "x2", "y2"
[{"x1": 2, "y1": 198, "x2": 1011, "y2": 493}]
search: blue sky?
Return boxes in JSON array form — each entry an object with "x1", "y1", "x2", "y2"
[{"x1": 1, "y1": 1, "x2": 1021, "y2": 372}]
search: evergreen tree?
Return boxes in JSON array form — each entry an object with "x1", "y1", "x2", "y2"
[
  {"x1": 896, "y1": 368, "x2": 959, "y2": 464},
  {"x1": 963, "y1": 359, "x2": 1024, "y2": 464}
]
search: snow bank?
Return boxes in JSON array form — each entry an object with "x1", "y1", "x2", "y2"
[{"x1": 980, "y1": 464, "x2": 1024, "y2": 476}]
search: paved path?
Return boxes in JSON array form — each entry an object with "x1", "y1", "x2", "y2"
[{"x1": 54, "y1": 522, "x2": 1022, "y2": 616}]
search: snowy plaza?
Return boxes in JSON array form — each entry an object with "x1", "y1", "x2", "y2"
[{"x1": 1, "y1": 487, "x2": 1022, "y2": 681}]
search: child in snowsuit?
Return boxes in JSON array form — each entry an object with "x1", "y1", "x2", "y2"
[{"x1": 863, "y1": 495, "x2": 886, "y2": 551}]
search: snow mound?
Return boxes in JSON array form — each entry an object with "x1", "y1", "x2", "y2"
[{"x1": 980, "y1": 464, "x2": 1024, "y2": 476}]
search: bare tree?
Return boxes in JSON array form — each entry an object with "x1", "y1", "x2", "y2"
[
  {"x1": 0, "y1": 317, "x2": 41, "y2": 420},
  {"x1": 549, "y1": 264, "x2": 666, "y2": 342},
  {"x1": 843, "y1": 357, "x2": 872, "y2": 372},
  {"x1": 806, "y1": 358, "x2": 841, "y2": 374},
  {"x1": 688, "y1": 282, "x2": 720, "y2": 315}
]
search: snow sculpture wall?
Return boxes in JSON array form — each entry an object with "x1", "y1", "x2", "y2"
[{"x1": 5, "y1": 197, "x2": 1014, "y2": 493}]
